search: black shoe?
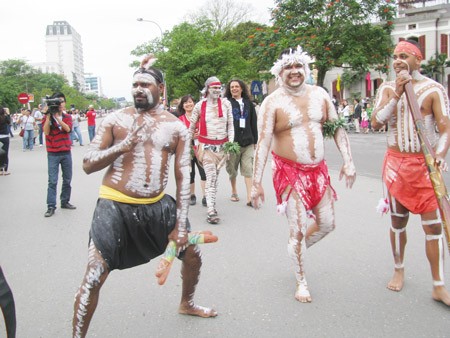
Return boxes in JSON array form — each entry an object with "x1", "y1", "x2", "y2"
[
  {"x1": 190, "y1": 195, "x2": 197, "y2": 206},
  {"x1": 202, "y1": 197, "x2": 207, "y2": 207},
  {"x1": 44, "y1": 208, "x2": 55, "y2": 217},
  {"x1": 61, "y1": 202, "x2": 76, "y2": 210}
]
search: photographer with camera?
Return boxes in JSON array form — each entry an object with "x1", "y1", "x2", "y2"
[{"x1": 42, "y1": 92, "x2": 76, "y2": 218}]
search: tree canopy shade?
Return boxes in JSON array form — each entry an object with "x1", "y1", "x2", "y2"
[{"x1": 249, "y1": 0, "x2": 396, "y2": 86}]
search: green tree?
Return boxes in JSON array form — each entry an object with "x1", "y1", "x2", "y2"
[
  {"x1": 249, "y1": 0, "x2": 396, "y2": 86},
  {"x1": 0, "y1": 59, "x2": 108, "y2": 112},
  {"x1": 421, "y1": 53, "x2": 448, "y2": 84},
  {"x1": 131, "y1": 20, "x2": 256, "y2": 100}
]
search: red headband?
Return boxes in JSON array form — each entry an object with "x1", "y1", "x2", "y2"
[
  {"x1": 208, "y1": 82, "x2": 221, "y2": 87},
  {"x1": 394, "y1": 41, "x2": 423, "y2": 60}
]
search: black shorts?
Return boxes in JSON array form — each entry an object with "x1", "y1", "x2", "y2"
[{"x1": 89, "y1": 194, "x2": 190, "y2": 271}]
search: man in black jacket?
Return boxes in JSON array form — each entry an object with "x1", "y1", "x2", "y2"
[{"x1": 224, "y1": 79, "x2": 258, "y2": 206}]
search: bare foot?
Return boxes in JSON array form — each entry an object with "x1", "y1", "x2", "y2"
[
  {"x1": 387, "y1": 268, "x2": 404, "y2": 292},
  {"x1": 179, "y1": 303, "x2": 218, "y2": 318},
  {"x1": 295, "y1": 283, "x2": 312, "y2": 303},
  {"x1": 432, "y1": 286, "x2": 450, "y2": 306}
]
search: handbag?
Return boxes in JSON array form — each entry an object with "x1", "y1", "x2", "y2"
[{"x1": 19, "y1": 116, "x2": 29, "y2": 137}]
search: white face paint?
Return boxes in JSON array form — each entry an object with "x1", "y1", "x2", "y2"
[
  {"x1": 208, "y1": 85, "x2": 222, "y2": 100},
  {"x1": 281, "y1": 63, "x2": 306, "y2": 89},
  {"x1": 131, "y1": 73, "x2": 158, "y2": 110}
]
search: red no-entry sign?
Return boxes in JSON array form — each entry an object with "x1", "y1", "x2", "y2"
[{"x1": 17, "y1": 92, "x2": 29, "y2": 104}]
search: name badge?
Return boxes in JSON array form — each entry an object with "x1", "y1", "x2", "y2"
[{"x1": 239, "y1": 118, "x2": 246, "y2": 128}]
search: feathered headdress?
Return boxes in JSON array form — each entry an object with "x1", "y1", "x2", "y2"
[
  {"x1": 270, "y1": 46, "x2": 312, "y2": 86},
  {"x1": 134, "y1": 54, "x2": 164, "y2": 84}
]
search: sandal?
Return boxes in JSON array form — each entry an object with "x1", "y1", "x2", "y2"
[
  {"x1": 230, "y1": 194, "x2": 239, "y2": 202},
  {"x1": 207, "y1": 212, "x2": 220, "y2": 224},
  {"x1": 246, "y1": 201, "x2": 253, "y2": 208}
]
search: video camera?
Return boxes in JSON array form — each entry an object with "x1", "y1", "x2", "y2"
[{"x1": 43, "y1": 96, "x2": 63, "y2": 114}]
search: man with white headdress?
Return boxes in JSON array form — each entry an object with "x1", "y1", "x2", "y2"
[
  {"x1": 251, "y1": 46, "x2": 356, "y2": 302},
  {"x1": 189, "y1": 76, "x2": 234, "y2": 224}
]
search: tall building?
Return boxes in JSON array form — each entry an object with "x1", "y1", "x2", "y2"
[
  {"x1": 44, "y1": 20, "x2": 85, "y2": 91},
  {"x1": 85, "y1": 74, "x2": 103, "y2": 97}
]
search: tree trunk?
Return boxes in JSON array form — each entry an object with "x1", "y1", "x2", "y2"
[{"x1": 317, "y1": 67, "x2": 327, "y2": 88}]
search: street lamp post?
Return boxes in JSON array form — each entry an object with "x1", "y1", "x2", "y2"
[
  {"x1": 136, "y1": 18, "x2": 163, "y2": 39},
  {"x1": 136, "y1": 18, "x2": 167, "y2": 108}
]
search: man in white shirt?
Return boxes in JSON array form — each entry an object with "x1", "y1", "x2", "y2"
[{"x1": 34, "y1": 104, "x2": 44, "y2": 146}]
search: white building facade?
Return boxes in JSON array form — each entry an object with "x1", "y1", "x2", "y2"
[
  {"x1": 44, "y1": 21, "x2": 85, "y2": 91},
  {"x1": 85, "y1": 74, "x2": 103, "y2": 97},
  {"x1": 322, "y1": 0, "x2": 450, "y2": 102}
]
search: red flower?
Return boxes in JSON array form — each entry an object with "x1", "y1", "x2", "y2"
[
  {"x1": 256, "y1": 27, "x2": 263, "y2": 31},
  {"x1": 387, "y1": 21, "x2": 393, "y2": 26},
  {"x1": 260, "y1": 43, "x2": 265, "y2": 47},
  {"x1": 383, "y1": 8, "x2": 389, "y2": 13},
  {"x1": 269, "y1": 43, "x2": 276, "y2": 47},
  {"x1": 248, "y1": 35, "x2": 255, "y2": 39}
]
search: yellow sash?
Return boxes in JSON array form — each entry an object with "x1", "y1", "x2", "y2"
[{"x1": 99, "y1": 185, "x2": 165, "y2": 204}]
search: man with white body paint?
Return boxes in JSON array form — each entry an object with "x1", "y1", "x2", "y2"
[
  {"x1": 251, "y1": 46, "x2": 356, "y2": 303},
  {"x1": 72, "y1": 56, "x2": 217, "y2": 338},
  {"x1": 371, "y1": 39, "x2": 450, "y2": 306},
  {"x1": 189, "y1": 77, "x2": 234, "y2": 224}
]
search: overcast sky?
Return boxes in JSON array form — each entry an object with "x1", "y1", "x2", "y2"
[{"x1": 1, "y1": 0, "x2": 274, "y2": 101}]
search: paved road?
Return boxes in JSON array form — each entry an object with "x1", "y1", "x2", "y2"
[{"x1": 0, "y1": 126, "x2": 449, "y2": 337}]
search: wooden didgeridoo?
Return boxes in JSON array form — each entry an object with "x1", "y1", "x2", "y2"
[{"x1": 404, "y1": 79, "x2": 450, "y2": 252}]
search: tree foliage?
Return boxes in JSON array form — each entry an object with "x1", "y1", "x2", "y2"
[
  {"x1": 421, "y1": 52, "x2": 449, "y2": 84},
  {"x1": 249, "y1": 0, "x2": 396, "y2": 86},
  {"x1": 131, "y1": 19, "x2": 258, "y2": 101}
]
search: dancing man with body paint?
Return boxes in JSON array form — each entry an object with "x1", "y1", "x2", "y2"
[
  {"x1": 371, "y1": 39, "x2": 450, "y2": 305},
  {"x1": 251, "y1": 46, "x2": 356, "y2": 303},
  {"x1": 72, "y1": 56, "x2": 217, "y2": 338},
  {"x1": 189, "y1": 77, "x2": 234, "y2": 224}
]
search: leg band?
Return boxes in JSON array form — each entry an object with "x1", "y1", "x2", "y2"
[
  {"x1": 425, "y1": 233, "x2": 443, "y2": 241},
  {"x1": 422, "y1": 217, "x2": 441, "y2": 226},
  {"x1": 391, "y1": 212, "x2": 409, "y2": 218}
]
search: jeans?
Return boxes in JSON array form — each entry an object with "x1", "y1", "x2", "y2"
[
  {"x1": 88, "y1": 125, "x2": 95, "y2": 142},
  {"x1": 23, "y1": 130, "x2": 34, "y2": 150},
  {"x1": 47, "y1": 152, "x2": 72, "y2": 208},
  {"x1": 71, "y1": 126, "x2": 83, "y2": 145},
  {"x1": 37, "y1": 124, "x2": 43, "y2": 145}
]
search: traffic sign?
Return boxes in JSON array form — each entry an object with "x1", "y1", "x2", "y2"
[
  {"x1": 251, "y1": 81, "x2": 262, "y2": 96},
  {"x1": 18, "y1": 92, "x2": 29, "y2": 104}
]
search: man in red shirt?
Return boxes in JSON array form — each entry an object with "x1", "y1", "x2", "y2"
[
  {"x1": 42, "y1": 92, "x2": 76, "y2": 217},
  {"x1": 85, "y1": 105, "x2": 96, "y2": 142}
]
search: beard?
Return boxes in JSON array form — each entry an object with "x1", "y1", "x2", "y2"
[
  {"x1": 134, "y1": 100, "x2": 153, "y2": 110},
  {"x1": 133, "y1": 94, "x2": 155, "y2": 110}
]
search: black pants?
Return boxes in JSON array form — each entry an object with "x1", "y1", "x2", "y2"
[{"x1": 0, "y1": 266, "x2": 16, "y2": 338}]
